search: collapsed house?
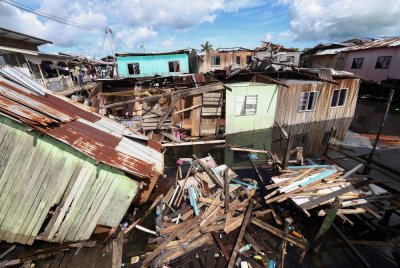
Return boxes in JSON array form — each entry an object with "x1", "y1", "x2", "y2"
[
  {"x1": 90, "y1": 73, "x2": 224, "y2": 137},
  {"x1": 0, "y1": 67, "x2": 163, "y2": 245}
]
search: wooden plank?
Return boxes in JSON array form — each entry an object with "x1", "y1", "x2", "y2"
[
  {"x1": 46, "y1": 166, "x2": 91, "y2": 240},
  {"x1": 300, "y1": 179, "x2": 371, "y2": 210},
  {"x1": 0, "y1": 137, "x2": 47, "y2": 242},
  {"x1": 142, "y1": 217, "x2": 199, "y2": 266},
  {"x1": 212, "y1": 232, "x2": 230, "y2": 261},
  {"x1": 102, "y1": 83, "x2": 224, "y2": 109},
  {"x1": 193, "y1": 155, "x2": 224, "y2": 188},
  {"x1": 227, "y1": 202, "x2": 253, "y2": 268},
  {"x1": 25, "y1": 150, "x2": 72, "y2": 244},
  {"x1": 191, "y1": 94, "x2": 202, "y2": 137},
  {"x1": 174, "y1": 104, "x2": 202, "y2": 114},
  {"x1": 223, "y1": 215, "x2": 244, "y2": 234},
  {"x1": 156, "y1": 96, "x2": 179, "y2": 129},
  {"x1": 73, "y1": 170, "x2": 119, "y2": 241},
  {"x1": 16, "y1": 145, "x2": 67, "y2": 244},
  {"x1": 250, "y1": 217, "x2": 308, "y2": 251},
  {"x1": 332, "y1": 223, "x2": 371, "y2": 267},
  {"x1": 112, "y1": 233, "x2": 124, "y2": 268},
  {"x1": 348, "y1": 240, "x2": 400, "y2": 248},
  {"x1": 10, "y1": 143, "x2": 78, "y2": 243},
  {"x1": 55, "y1": 165, "x2": 110, "y2": 242}
]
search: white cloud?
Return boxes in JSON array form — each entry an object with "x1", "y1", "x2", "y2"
[
  {"x1": 115, "y1": 27, "x2": 158, "y2": 50},
  {"x1": 278, "y1": 0, "x2": 400, "y2": 41},
  {"x1": 161, "y1": 37, "x2": 175, "y2": 48},
  {"x1": 264, "y1": 33, "x2": 273, "y2": 42},
  {"x1": 0, "y1": 0, "x2": 263, "y2": 54}
]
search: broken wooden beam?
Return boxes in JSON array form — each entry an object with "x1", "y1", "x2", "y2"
[
  {"x1": 250, "y1": 217, "x2": 308, "y2": 251},
  {"x1": 332, "y1": 223, "x2": 371, "y2": 267},
  {"x1": 227, "y1": 202, "x2": 254, "y2": 268},
  {"x1": 102, "y1": 83, "x2": 224, "y2": 109},
  {"x1": 162, "y1": 140, "x2": 225, "y2": 147}
]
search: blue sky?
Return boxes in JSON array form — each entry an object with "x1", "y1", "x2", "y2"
[{"x1": 1, "y1": 0, "x2": 400, "y2": 58}]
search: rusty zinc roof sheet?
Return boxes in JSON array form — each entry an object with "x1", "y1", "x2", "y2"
[
  {"x1": 345, "y1": 37, "x2": 400, "y2": 51},
  {"x1": 0, "y1": 69, "x2": 163, "y2": 179}
]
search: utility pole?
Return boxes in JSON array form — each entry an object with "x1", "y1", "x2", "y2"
[{"x1": 363, "y1": 89, "x2": 395, "y2": 174}]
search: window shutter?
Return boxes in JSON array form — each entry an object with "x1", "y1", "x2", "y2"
[
  {"x1": 245, "y1": 95, "x2": 257, "y2": 115},
  {"x1": 235, "y1": 96, "x2": 245, "y2": 116},
  {"x1": 299, "y1": 92, "x2": 308, "y2": 111}
]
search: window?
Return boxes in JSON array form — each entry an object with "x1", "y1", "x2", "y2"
[
  {"x1": 331, "y1": 89, "x2": 347, "y2": 107},
  {"x1": 246, "y1": 55, "x2": 252, "y2": 64},
  {"x1": 211, "y1": 55, "x2": 220, "y2": 66},
  {"x1": 236, "y1": 56, "x2": 241, "y2": 64},
  {"x1": 298, "y1": 91, "x2": 318, "y2": 112},
  {"x1": 286, "y1": 56, "x2": 295, "y2": 63},
  {"x1": 292, "y1": 134, "x2": 308, "y2": 149},
  {"x1": 375, "y1": 56, "x2": 391, "y2": 69},
  {"x1": 127, "y1": 63, "x2": 140, "y2": 75},
  {"x1": 351, "y1": 57, "x2": 364, "y2": 69},
  {"x1": 235, "y1": 95, "x2": 257, "y2": 116},
  {"x1": 168, "y1": 61, "x2": 180, "y2": 72}
]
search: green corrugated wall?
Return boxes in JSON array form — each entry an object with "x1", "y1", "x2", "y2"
[{"x1": 0, "y1": 115, "x2": 139, "y2": 244}]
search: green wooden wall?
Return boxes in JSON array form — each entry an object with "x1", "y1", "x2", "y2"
[
  {"x1": 0, "y1": 116, "x2": 139, "y2": 244},
  {"x1": 225, "y1": 82, "x2": 279, "y2": 134}
]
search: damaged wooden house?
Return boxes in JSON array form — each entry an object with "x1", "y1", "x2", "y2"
[
  {"x1": 0, "y1": 27, "x2": 83, "y2": 94},
  {"x1": 0, "y1": 66, "x2": 163, "y2": 245},
  {"x1": 89, "y1": 73, "x2": 225, "y2": 138}
]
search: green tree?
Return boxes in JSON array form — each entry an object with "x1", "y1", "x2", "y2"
[{"x1": 200, "y1": 41, "x2": 213, "y2": 53}]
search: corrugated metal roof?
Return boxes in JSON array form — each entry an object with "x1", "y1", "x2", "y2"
[
  {"x1": 0, "y1": 66, "x2": 163, "y2": 178},
  {"x1": 314, "y1": 47, "x2": 349, "y2": 56},
  {"x1": 343, "y1": 37, "x2": 400, "y2": 51}
]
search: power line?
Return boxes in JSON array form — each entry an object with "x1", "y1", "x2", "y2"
[{"x1": 0, "y1": 0, "x2": 106, "y2": 31}]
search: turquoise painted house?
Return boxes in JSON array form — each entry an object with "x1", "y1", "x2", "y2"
[{"x1": 115, "y1": 50, "x2": 190, "y2": 78}]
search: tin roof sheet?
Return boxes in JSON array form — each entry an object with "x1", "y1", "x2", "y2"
[{"x1": 0, "y1": 66, "x2": 163, "y2": 178}]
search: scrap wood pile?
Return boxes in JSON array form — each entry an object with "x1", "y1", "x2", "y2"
[
  {"x1": 130, "y1": 154, "x2": 309, "y2": 268},
  {"x1": 264, "y1": 163, "x2": 394, "y2": 222},
  {"x1": 127, "y1": 155, "x2": 398, "y2": 268}
]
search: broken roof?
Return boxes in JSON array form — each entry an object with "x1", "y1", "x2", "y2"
[
  {"x1": 0, "y1": 66, "x2": 163, "y2": 179},
  {"x1": 345, "y1": 37, "x2": 400, "y2": 51},
  {"x1": 0, "y1": 27, "x2": 51, "y2": 46}
]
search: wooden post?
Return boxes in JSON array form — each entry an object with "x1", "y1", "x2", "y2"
[
  {"x1": 224, "y1": 167, "x2": 230, "y2": 213},
  {"x1": 227, "y1": 202, "x2": 253, "y2": 268},
  {"x1": 282, "y1": 133, "x2": 292, "y2": 169},
  {"x1": 363, "y1": 89, "x2": 394, "y2": 174},
  {"x1": 111, "y1": 232, "x2": 124, "y2": 268},
  {"x1": 312, "y1": 198, "x2": 342, "y2": 252}
]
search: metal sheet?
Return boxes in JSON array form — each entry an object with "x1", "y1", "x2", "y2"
[{"x1": 0, "y1": 70, "x2": 163, "y2": 179}]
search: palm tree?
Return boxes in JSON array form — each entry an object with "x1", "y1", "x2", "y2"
[{"x1": 201, "y1": 41, "x2": 213, "y2": 53}]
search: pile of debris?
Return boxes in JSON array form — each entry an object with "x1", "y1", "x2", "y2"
[{"x1": 123, "y1": 153, "x2": 398, "y2": 267}]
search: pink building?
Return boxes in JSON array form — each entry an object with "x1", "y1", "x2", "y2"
[{"x1": 342, "y1": 38, "x2": 400, "y2": 82}]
